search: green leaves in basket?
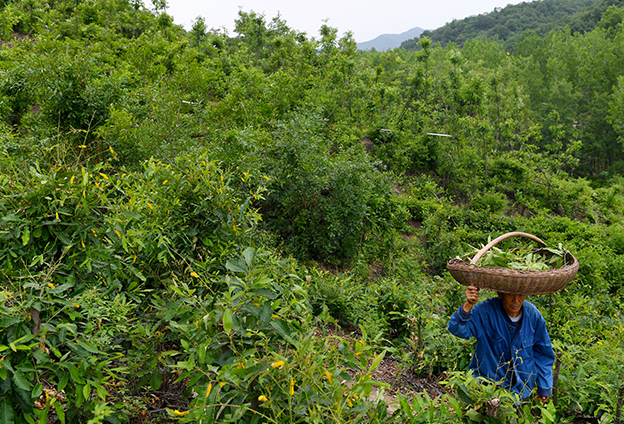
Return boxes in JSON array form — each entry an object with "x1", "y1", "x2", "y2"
[
  {"x1": 466, "y1": 242, "x2": 569, "y2": 271},
  {"x1": 507, "y1": 252, "x2": 551, "y2": 271}
]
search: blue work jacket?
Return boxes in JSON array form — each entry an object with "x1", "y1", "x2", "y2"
[{"x1": 447, "y1": 297, "x2": 555, "y2": 400}]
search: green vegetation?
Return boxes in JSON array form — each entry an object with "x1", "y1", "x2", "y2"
[
  {"x1": 467, "y1": 241, "x2": 570, "y2": 270},
  {"x1": 401, "y1": 0, "x2": 623, "y2": 51},
  {"x1": 0, "y1": 1, "x2": 623, "y2": 423}
]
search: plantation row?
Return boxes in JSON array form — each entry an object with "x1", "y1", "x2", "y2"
[{"x1": 0, "y1": 1, "x2": 623, "y2": 423}]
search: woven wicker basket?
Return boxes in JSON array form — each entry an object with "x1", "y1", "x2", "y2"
[{"x1": 447, "y1": 232, "x2": 579, "y2": 295}]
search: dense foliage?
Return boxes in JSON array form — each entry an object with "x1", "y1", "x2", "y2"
[
  {"x1": 0, "y1": 0, "x2": 623, "y2": 423},
  {"x1": 401, "y1": 0, "x2": 623, "y2": 51}
]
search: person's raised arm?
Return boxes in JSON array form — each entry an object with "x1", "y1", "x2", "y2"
[
  {"x1": 448, "y1": 285, "x2": 480, "y2": 339},
  {"x1": 462, "y1": 285, "x2": 480, "y2": 314}
]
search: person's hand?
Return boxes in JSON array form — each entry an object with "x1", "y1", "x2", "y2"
[
  {"x1": 465, "y1": 286, "x2": 479, "y2": 305},
  {"x1": 535, "y1": 393, "x2": 549, "y2": 403},
  {"x1": 462, "y1": 285, "x2": 480, "y2": 313}
]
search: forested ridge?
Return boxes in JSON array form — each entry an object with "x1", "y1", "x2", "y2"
[
  {"x1": 401, "y1": 0, "x2": 624, "y2": 50},
  {"x1": 0, "y1": 0, "x2": 623, "y2": 423}
]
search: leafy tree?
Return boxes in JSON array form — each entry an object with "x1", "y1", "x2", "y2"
[
  {"x1": 190, "y1": 15, "x2": 206, "y2": 47},
  {"x1": 608, "y1": 75, "x2": 624, "y2": 149},
  {"x1": 598, "y1": 4, "x2": 624, "y2": 36}
]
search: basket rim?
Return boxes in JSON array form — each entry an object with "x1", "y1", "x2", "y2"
[
  {"x1": 446, "y1": 232, "x2": 579, "y2": 294},
  {"x1": 447, "y1": 251, "x2": 578, "y2": 274}
]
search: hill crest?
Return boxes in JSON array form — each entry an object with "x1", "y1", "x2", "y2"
[{"x1": 357, "y1": 26, "x2": 425, "y2": 51}]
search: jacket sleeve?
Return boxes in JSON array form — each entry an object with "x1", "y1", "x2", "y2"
[
  {"x1": 533, "y1": 317, "x2": 555, "y2": 396},
  {"x1": 447, "y1": 305, "x2": 477, "y2": 340}
]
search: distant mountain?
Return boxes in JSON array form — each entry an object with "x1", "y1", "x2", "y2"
[{"x1": 357, "y1": 27, "x2": 425, "y2": 51}]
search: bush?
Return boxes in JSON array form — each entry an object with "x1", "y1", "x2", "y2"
[
  {"x1": 30, "y1": 47, "x2": 123, "y2": 136},
  {"x1": 367, "y1": 128, "x2": 433, "y2": 174},
  {"x1": 0, "y1": 154, "x2": 272, "y2": 421},
  {"x1": 260, "y1": 110, "x2": 406, "y2": 262},
  {"x1": 0, "y1": 62, "x2": 32, "y2": 128},
  {"x1": 470, "y1": 189, "x2": 508, "y2": 213},
  {"x1": 156, "y1": 249, "x2": 390, "y2": 423}
]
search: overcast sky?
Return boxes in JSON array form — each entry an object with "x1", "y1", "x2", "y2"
[{"x1": 165, "y1": 0, "x2": 533, "y2": 43}]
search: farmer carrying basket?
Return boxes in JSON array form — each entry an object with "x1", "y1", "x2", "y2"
[{"x1": 446, "y1": 232, "x2": 579, "y2": 404}]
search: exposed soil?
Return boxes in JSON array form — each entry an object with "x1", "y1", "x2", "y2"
[{"x1": 371, "y1": 355, "x2": 447, "y2": 399}]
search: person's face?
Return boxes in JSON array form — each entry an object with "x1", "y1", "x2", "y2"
[{"x1": 498, "y1": 293, "x2": 526, "y2": 318}]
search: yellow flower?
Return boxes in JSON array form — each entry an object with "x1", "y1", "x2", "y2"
[
  {"x1": 114, "y1": 230, "x2": 121, "y2": 238},
  {"x1": 81, "y1": 240, "x2": 85, "y2": 248},
  {"x1": 70, "y1": 175, "x2": 75, "y2": 184},
  {"x1": 258, "y1": 395, "x2": 268, "y2": 402},
  {"x1": 173, "y1": 410, "x2": 189, "y2": 416},
  {"x1": 47, "y1": 283, "x2": 56, "y2": 289},
  {"x1": 324, "y1": 370, "x2": 332, "y2": 383},
  {"x1": 147, "y1": 203, "x2": 153, "y2": 209},
  {"x1": 271, "y1": 361, "x2": 285, "y2": 369},
  {"x1": 263, "y1": 175, "x2": 270, "y2": 180},
  {"x1": 55, "y1": 212, "x2": 59, "y2": 220},
  {"x1": 205, "y1": 383, "x2": 212, "y2": 398},
  {"x1": 289, "y1": 378, "x2": 294, "y2": 396},
  {"x1": 109, "y1": 146, "x2": 115, "y2": 155},
  {"x1": 79, "y1": 145, "x2": 86, "y2": 148},
  {"x1": 190, "y1": 272, "x2": 199, "y2": 278},
  {"x1": 219, "y1": 382, "x2": 226, "y2": 388},
  {"x1": 236, "y1": 364, "x2": 245, "y2": 370},
  {"x1": 72, "y1": 303, "x2": 80, "y2": 308},
  {"x1": 163, "y1": 180, "x2": 168, "y2": 185},
  {"x1": 99, "y1": 173, "x2": 108, "y2": 180}
]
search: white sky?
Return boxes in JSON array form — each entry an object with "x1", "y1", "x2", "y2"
[{"x1": 165, "y1": 0, "x2": 533, "y2": 42}]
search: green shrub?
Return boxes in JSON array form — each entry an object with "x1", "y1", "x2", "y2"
[
  {"x1": 0, "y1": 63, "x2": 33, "y2": 128},
  {"x1": 151, "y1": 248, "x2": 391, "y2": 423},
  {"x1": 488, "y1": 154, "x2": 529, "y2": 189},
  {"x1": 470, "y1": 189, "x2": 508, "y2": 213},
  {"x1": 607, "y1": 223, "x2": 624, "y2": 255},
  {"x1": 261, "y1": 110, "x2": 406, "y2": 262},
  {"x1": 367, "y1": 128, "x2": 433, "y2": 174},
  {"x1": 31, "y1": 47, "x2": 123, "y2": 137}
]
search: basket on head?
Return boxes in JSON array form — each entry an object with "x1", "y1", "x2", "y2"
[{"x1": 447, "y1": 232, "x2": 579, "y2": 295}]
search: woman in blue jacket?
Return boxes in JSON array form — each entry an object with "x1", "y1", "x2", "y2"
[{"x1": 447, "y1": 285, "x2": 555, "y2": 401}]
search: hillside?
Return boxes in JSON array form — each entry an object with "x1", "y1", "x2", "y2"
[
  {"x1": 356, "y1": 26, "x2": 425, "y2": 51},
  {"x1": 1, "y1": 2, "x2": 624, "y2": 423},
  {"x1": 401, "y1": 0, "x2": 608, "y2": 50}
]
